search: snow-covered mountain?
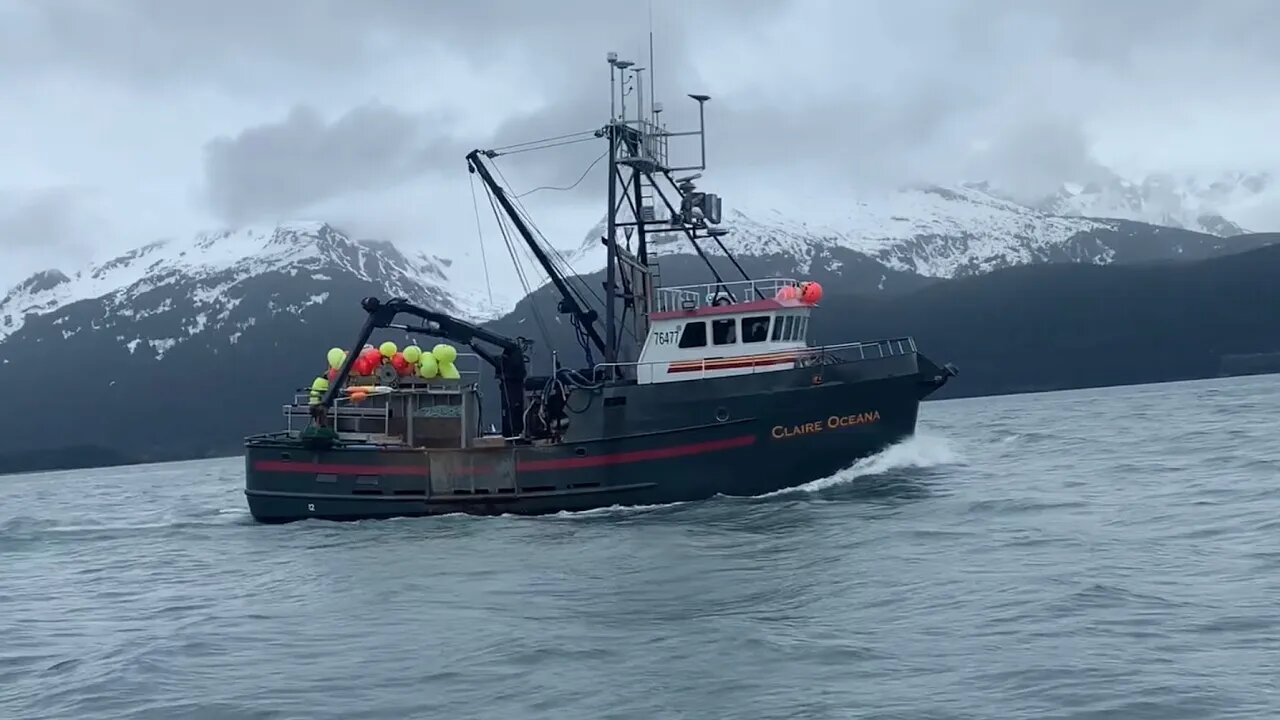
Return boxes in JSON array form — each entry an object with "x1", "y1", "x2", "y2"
[
  {"x1": 4, "y1": 180, "x2": 1275, "y2": 362},
  {"x1": 2, "y1": 187, "x2": 1278, "y2": 469},
  {"x1": 569, "y1": 183, "x2": 1111, "y2": 275},
  {"x1": 0, "y1": 222, "x2": 508, "y2": 354},
  {"x1": 564, "y1": 181, "x2": 1270, "y2": 282},
  {"x1": 1025, "y1": 170, "x2": 1273, "y2": 237}
]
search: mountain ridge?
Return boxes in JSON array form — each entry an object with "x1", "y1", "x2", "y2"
[
  {"x1": 1007, "y1": 170, "x2": 1273, "y2": 237},
  {"x1": 3, "y1": 179, "x2": 1277, "y2": 370},
  {"x1": 5, "y1": 237, "x2": 1280, "y2": 473},
  {"x1": 0, "y1": 222, "x2": 504, "y2": 352}
]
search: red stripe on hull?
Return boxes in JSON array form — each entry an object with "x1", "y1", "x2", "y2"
[
  {"x1": 667, "y1": 357, "x2": 795, "y2": 373},
  {"x1": 516, "y1": 434, "x2": 756, "y2": 471},
  {"x1": 252, "y1": 460, "x2": 427, "y2": 476},
  {"x1": 251, "y1": 434, "x2": 758, "y2": 476}
]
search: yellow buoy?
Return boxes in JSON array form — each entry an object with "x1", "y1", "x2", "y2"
[
  {"x1": 432, "y1": 343, "x2": 457, "y2": 364},
  {"x1": 417, "y1": 355, "x2": 439, "y2": 379}
]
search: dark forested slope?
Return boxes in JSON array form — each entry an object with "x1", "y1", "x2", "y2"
[{"x1": 3, "y1": 241, "x2": 1280, "y2": 472}]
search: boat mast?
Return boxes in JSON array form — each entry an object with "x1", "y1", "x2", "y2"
[
  {"x1": 602, "y1": 49, "x2": 740, "y2": 361},
  {"x1": 603, "y1": 55, "x2": 623, "y2": 365},
  {"x1": 469, "y1": 46, "x2": 748, "y2": 370}
]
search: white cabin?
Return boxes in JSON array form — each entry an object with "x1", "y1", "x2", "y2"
[{"x1": 631, "y1": 278, "x2": 816, "y2": 384}]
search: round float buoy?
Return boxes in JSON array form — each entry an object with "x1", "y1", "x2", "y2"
[
  {"x1": 418, "y1": 354, "x2": 439, "y2": 379},
  {"x1": 432, "y1": 343, "x2": 457, "y2": 364}
]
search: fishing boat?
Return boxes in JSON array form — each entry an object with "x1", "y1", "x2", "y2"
[{"x1": 242, "y1": 49, "x2": 957, "y2": 523}]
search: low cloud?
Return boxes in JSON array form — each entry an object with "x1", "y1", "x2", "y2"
[
  {"x1": 6, "y1": 0, "x2": 1280, "y2": 283},
  {"x1": 0, "y1": 187, "x2": 101, "y2": 283},
  {"x1": 0, "y1": 186, "x2": 95, "y2": 251},
  {"x1": 202, "y1": 103, "x2": 457, "y2": 225}
]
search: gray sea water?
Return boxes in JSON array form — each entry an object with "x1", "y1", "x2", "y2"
[{"x1": 3, "y1": 375, "x2": 1279, "y2": 719}]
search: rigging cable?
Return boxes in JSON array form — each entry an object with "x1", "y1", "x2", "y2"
[
  {"x1": 488, "y1": 129, "x2": 599, "y2": 154},
  {"x1": 495, "y1": 161, "x2": 629, "y2": 362},
  {"x1": 482, "y1": 180, "x2": 553, "y2": 358},
  {"x1": 517, "y1": 150, "x2": 607, "y2": 198},
  {"x1": 484, "y1": 143, "x2": 647, "y2": 365},
  {"x1": 489, "y1": 135, "x2": 599, "y2": 157},
  {"x1": 495, "y1": 160, "x2": 617, "y2": 327},
  {"x1": 492, "y1": 161, "x2": 607, "y2": 313},
  {"x1": 468, "y1": 172, "x2": 495, "y2": 307}
]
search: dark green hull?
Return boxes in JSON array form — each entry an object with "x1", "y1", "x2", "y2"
[{"x1": 243, "y1": 351, "x2": 954, "y2": 522}]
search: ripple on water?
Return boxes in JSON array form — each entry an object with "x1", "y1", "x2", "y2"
[{"x1": 3, "y1": 375, "x2": 1280, "y2": 719}]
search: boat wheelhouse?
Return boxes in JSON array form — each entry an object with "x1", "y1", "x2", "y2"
[{"x1": 631, "y1": 278, "x2": 815, "y2": 383}]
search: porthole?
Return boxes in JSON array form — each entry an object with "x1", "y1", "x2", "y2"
[{"x1": 715, "y1": 407, "x2": 730, "y2": 422}]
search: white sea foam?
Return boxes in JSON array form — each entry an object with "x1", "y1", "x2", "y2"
[{"x1": 753, "y1": 432, "x2": 962, "y2": 498}]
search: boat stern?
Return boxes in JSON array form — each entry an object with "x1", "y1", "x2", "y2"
[{"x1": 242, "y1": 436, "x2": 432, "y2": 524}]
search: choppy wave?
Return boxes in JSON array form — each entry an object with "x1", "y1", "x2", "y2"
[{"x1": 3, "y1": 374, "x2": 1279, "y2": 720}]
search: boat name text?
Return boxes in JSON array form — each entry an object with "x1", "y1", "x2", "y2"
[{"x1": 771, "y1": 411, "x2": 881, "y2": 439}]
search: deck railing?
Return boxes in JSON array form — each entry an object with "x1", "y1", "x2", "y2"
[
  {"x1": 593, "y1": 337, "x2": 917, "y2": 382},
  {"x1": 282, "y1": 352, "x2": 484, "y2": 438},
  {"x1": 653, "y1": 277, "x2": 799, "y2": 314},
  {"x1": 617, "y1": 118, "x2": 669, "y2": 169}
]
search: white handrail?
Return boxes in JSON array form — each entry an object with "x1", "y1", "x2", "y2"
[
  {"x1": 652, "y1": 277, "x2": 800, "y2": 313},
  {"x1": 593, "y1": 337, "x2": 917, "y2": 379}
]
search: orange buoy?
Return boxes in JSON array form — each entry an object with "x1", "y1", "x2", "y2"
[
  {"x1": 776, "y1": 285, "x2": 799, "y2": 301},
  {"x1": 800, "y1": 281, "x2": 823, "y2": 304}
]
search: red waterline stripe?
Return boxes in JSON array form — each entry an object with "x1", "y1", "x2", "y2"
[
  {"x1": 252, "y1": 460, "x2": 427, "y2": 476},
  {"x1": 517, "y1": 434, "x2": 757, "y2": 472}
]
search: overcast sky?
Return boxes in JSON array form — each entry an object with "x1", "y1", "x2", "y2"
[{"x1": 2, "y1": 0, "x2": 1278, "y2": 291}]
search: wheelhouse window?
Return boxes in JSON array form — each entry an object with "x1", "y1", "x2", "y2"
[
  {"x1": 712, "y1": 318, "x2": 737, "y2": 345},
  {"x1": 678, "y1": 321, "x2": 707, "y2": 348},
  {"x1": 797, "y1": 316, "x2": 808, "y2": 341},
  {"x1": 742, "y1": 315, "x2": 770, "y2": 343},
  {"x1": 781, "y1": 315, "x2": 795, "y2": 341},
  {"x1": 771, "y1": 314, "x2": 785, "y2": 341}
]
